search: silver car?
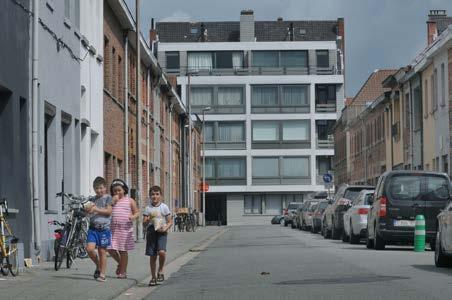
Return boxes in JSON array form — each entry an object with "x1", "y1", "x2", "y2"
[{"x1": 343, "y1": 189, "x2": 374, "y2": 244}]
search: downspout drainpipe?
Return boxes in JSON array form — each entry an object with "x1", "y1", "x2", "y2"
[
  {"x1": 169, "y1": 103, "x2": 174, "y2": 212},
  {"x1": 124, "y1": 33, "x2": 129, "y2": 186},
  {"x1": 408, "y1": 80, "x2": 414, "y2": 170},
  {"x1": 146, "y1": 68, "x2": 150, "y2": 205},
  {"x1": 32, "y1": 0, "x2": 41, "y2": 256}
]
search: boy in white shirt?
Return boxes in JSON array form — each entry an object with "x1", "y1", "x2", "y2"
[{"x1": 143, "y1": 186, "x2": 173, "y2": 286}]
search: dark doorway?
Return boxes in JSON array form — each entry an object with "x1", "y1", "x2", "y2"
[{"x1": 205, "y1": 193, "x2": 227, "y2": 225}]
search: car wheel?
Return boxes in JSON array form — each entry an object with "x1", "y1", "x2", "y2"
[
  {"x1": 374, "y1": 227, "x2": 385, "y2": 250},
  {"x1": 349, "y1": 223, "x2": 360, "y2": 245},
  {"x1": 365, "y1": 231, "x2": 374, "y2": 249},
  {"x1": 284, "y1": 220, "x2": 288, "y2": 227},
  {"x1": 342, "y1": 229, "x2": 349, "y2": 243},
  {"x1": 429, "y1": 240, "x2": 436, "y2": 251},
  {"x1": 332, "y1": 219, "x2": 341, "y2": 240},
  {"x1": 434, "y1": 230, "x2": 452, "y2": 267}
]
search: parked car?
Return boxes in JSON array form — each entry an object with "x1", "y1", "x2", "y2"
[
  {"x1": 342, "y1": 189, "x2": 374, "y2": 244},
  {"x1": 367, "y1": 171, "x2": 450, "y2": 250},
  {"x1": 435, "y1": 199, "x2": 452, "y2": 267},
  {"x1": 298, "y1": 200, "x2": 319, "y2": 231},
  {"x1": 271, "y1": 215, "x2": 284, "y2": 225},
  {"x1": 283, "y1": 202, "x2": 303, "y2": 227},
  {"x1": 323, "y1": 184, "x2": 374, "y2": 239},
  {"x1": 311, "y1": 200, "x2": 330, "y2": 233}
]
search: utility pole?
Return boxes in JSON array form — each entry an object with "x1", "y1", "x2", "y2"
[
  {"x1": 187, "y1": 74, "x2": 192, "y2": 209},
  {"x1": 135, "y1": 0, "x2": 143, "y2": 240},
  {"x1": 202, "y1": 106, "x2": 211, "y2": 226}
]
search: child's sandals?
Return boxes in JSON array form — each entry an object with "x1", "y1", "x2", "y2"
[
  {"x1": 117, "y1": 273, "x2": 127, "y2": 279},
  {"x1": 157, "y1": 273, "x2": 165, "y2": 282},
  {"x1": 148, "y1": 278, "x2": 157, "y2": 286},
  {"x1": 96, "y1": 274, "x2": 106, "y2": 282}
]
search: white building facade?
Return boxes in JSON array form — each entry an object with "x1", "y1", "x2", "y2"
[{"x1": 157, "y1": 11, "x2": 345, "y2": 225}]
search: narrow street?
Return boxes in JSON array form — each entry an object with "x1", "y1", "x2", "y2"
[{"x1": 147, "y1": 225, "x2": 452, "y2": 300}]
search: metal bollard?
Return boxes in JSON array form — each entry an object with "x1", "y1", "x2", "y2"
[{"x1": 414, "y1": 215, "x2": 425, "y2": 252}]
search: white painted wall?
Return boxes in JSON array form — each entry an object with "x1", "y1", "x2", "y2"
[
  {"x1": 226, "y1": 194, "x2": 274, "y2": 225},
  {"x1": 80, "y1": 0, "x2": 104, "y2": 195}
]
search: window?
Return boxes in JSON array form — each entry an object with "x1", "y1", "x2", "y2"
[
  {"x1": 252, "y1": 51, "x2": 278, "y2": 67},
  {"x1": 188, "y1": 52, "x2": 213, "y2": 70},
  {"x1": 253, "y1": 157, "x2": 279, "y2": 177},
  {"x1": 191, "y1": 27, "x2": 198, "y2": 34},
  {"x1": 191, "y1": 87, "x2": 213, "y2": 106},
  {"x1": 282, "y1": 157, "x2": 309, "y2": 177},
  {"x1": 251, "y1": 85, "x2": 309, "y2": 113},
  {"x1": 218, "y1": 122, "x2": 244, "y2": 142},
  {"x1": 413, "y1": 86, "x2": 422, "y2": 130},
  {"x1": 166, "y1": 52, "x2": 180, "y2": 70},
  {"x1": 244, "y1": 195, "x2": 262, "y2": 214},
  {"x1": 441, "y1": 63, "x2": 446, "y2": 106},
  {"x1": 217, "y1": 87, "x2": 243, "y2": 105},
  {"x1": 216, "y1": 158, "x2": 246, "y2": 178},
  {"x1": 204, "y1": 123, "x2": 214, "y2": 142},
  {"x1": 442, "y1": 155, "x2": 448, "y2": 174},
  {"x1": 204, "y1": 122, "x2": 245, "y2": 149},
  {"x1": 282, "y1": 120, "x2": 309, "y2": 141},
  {"x1": 252, "y1": 86, "x2": 278, "y2": 106},
  {"x1": 215, "y1": 51, "x2": 233, "y2": 68},
  {"x1": 316, "y1": 85, "x2": 336, "y2": 104},
  {"x1": 282, "y1": 86, "x2": 308, "y2": 106},
  {"x1": 252, "y1": 51, "x2": 308, "y2": 68},
  {"x1": 316, "y1": 50, "x2": 329, "y2": 68},
  {"x1": 424, "y1": 79, "x2": 429, "y2": 117},
  {"x1": 64, "y1": 0, "x2": 70, "y2": 19},
  {"x1": 265, "y1": 195, "x2": 283, "y2": 215},
  {"x1": 280, "y1": 51, "x2": 308, "y2": 68},
  {"x1": 252, "y1": 156, "x2": 310, "y2": 180},
  {"x1": 253, "y1": 121, "x2": 279, "y2": 141},
  {"x1": 205, "y1": 158, "x2": 214, "y2": 178}
]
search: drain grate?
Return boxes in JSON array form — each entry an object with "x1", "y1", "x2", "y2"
[{"x1": 275, "y1": 275, "x2": 410, "y2": 285}]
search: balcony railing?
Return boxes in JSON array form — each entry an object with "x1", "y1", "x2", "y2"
[
  {"x1": 164, "y1": 66, "x2": 342, "y2": 76},
  {"x1": 315, "y1": 103, "x2": 336, "y2": 113},
  {"x1": 317, "y1": 135, "x2": 334, "y2": 149}
]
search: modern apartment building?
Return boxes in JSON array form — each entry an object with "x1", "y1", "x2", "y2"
[{"x1": 156, "y1": 11, "x2": 345, "y2": 225}]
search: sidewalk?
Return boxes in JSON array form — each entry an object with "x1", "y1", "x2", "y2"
[{"x1": 0, "y1": 227, "x2": 223, "y2": 300}]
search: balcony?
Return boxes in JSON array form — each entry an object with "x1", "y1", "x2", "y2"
[
  {"x1": 164, "y1": 66, "x2": 342, "y2": 77},
  {"x1": 315, "y1": 103, "x2": 336, "y2": 113},
  {"x1": 317, "y1": 134, "x2": 334, "y2": 149}
]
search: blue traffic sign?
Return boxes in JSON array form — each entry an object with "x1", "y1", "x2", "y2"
[{"x1": 323, "y1": 173, "x2": 333, "y2": 183}]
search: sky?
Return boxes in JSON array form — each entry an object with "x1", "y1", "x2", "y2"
[{"x1": 125, "y1": 0, "x2": 452, "y2": 97}]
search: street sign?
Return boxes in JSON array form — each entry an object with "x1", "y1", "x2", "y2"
[
  {"x1": 199, "y1": 182, "x2": 209, "y2": 192},
  {"x1": 323, "y1": 173, "x2": 333, "y2": 183}
]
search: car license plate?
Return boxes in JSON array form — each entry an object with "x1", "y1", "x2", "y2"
[{"x1": 393, "y1": 220, "x2": 415, "y2": 227}]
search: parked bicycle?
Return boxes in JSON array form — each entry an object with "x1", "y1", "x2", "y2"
[
  {"x1": 0, "y1": 198, "x2": 19, "y2": 276},
  {"x1": 50, "y1": 193, "x2": 89, "y2": 271},
  {"x1": 174, "y1": 208, "x2": 196, "y2": 232}
]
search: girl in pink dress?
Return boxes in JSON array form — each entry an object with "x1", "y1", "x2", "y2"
[{"x1": 108, "y1": 179, "x2": 139, "y2": 278}]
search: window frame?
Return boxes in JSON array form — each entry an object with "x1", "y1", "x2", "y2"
[
  {"x1": 191, "y1": 85, "x2": 245, "y2": 114},
  {"x1": 316, "y1": 50, "x2": 330, "y2": 68},
  {"x1": 166, "y1": 51, "x2": 180, "y2": 71},
  {"x1": 251, "y1": 156, "x2": 311, "y2": 185},
  {"x1": 205, "y1": 156, "x2": 247, "y2": 185},
  {"x1": 251, "y1": 120, "x2": 311, "y2": 149},
  {"x1": 204, "y1": 121, "x2": 246, "y2": 149},
  {"x1": 251, "y1": 84, "x2": 310, "y2": 113}
]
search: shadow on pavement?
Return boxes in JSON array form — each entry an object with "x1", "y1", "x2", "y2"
[{"x1": 411, "y1": 264, "x2": 452, "y2": 275}]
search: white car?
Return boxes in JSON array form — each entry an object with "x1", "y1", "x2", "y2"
[{"x1": 343, "y1": 189, "x2": 374, "y2": 244}]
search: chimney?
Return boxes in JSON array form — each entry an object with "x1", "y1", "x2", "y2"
[
  {"x1": 240, "y1": 10, "x2": 255, "y2": 42},
  {"x1": 150, "y1": 18, "x2": 158, "y2": 55},
  {"x1": 277, "y1": 17, "x2": 283, "y2": 22},
  {"x1": 427, "y1": 10, "x2": 447, "y2": 45}
]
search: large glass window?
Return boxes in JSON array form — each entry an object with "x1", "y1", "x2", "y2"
[
  {"x1": 217, "y1": 158, "x2": 246, "y2": 178},
  {"x1": 166, "y1": 52, "x2": 180, "y2": 70},
  {"x1": 281, "y1": 51, "x2": 308, "y2": 68},
  {"x1": 188, "y1": 52, "x2": 213, "y2": 70},
  {"x1": 191, "y1": 87, "x2": 213, "y2": 106},
  {"x1": 316, "y1": 50, "x2": 329, "y2": 68},
  {"x1": 253, "y1": 121, "x2": 279, "y2": 141},
  {"x1": 215, "y1": 51, "x2": 233, "y2": 68},
  {"x1": 218, "y1": 123, "x2": 244, "y2": 142},
  {"x1": 244, "y1": 195, "x2": 262, "y2": 214},
  {"x1": 252, "y1": 157, "x2": 279, "y2": 177},
  {"x1": 252, "y1": 51, "x2": 278, "y2": 67},
  {"x1": 282, "y1": 86, "x2": 308, "y2": 106},
  {"x1": 282, "y1": 120, "x2": 309, "y2": 141},
  {"x1": 282, "y1": 157, "x2": 309, "y2": 177},
  {"x1": 204, "y1": 123, "x2": 214, "y2": 142},
  {"x1": 205, "y1": 158, "x2": 215, "y2": 178},
  {"x1": 252, "y1": 86, "x2": 278, "y2": 106},
  {"x1": 265, "y1": 195, "x2": 282, "y2": 215},
  {"x1": 218, "y1": 87, "x2": 243, "y2": 106},
  {"x1": 316, "y1": 85, "x2": 336, "y2": 103}
]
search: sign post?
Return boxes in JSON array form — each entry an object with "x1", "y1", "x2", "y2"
[{"x1": 323, "y1": 173, "x2": 333, "y2": 200}]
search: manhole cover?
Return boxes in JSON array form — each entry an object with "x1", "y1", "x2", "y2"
[{"x1": 275, "y1": 275, "x2": 409, "y2": 285}]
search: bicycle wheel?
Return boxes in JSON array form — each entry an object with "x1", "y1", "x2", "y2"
[
  {"x1": 0, "y1": 256, "x2": 8, "y2": 276},
  {"x1": 54, "y1": 239, "x2": 66, "y2": 271},
  {"x1": 6, "y1": 243, "x2": 18, "y2": 276}
]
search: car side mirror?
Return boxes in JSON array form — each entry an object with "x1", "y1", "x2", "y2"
[{"x1": 368, "y1": 195, "x2": 374, "y2": 206}]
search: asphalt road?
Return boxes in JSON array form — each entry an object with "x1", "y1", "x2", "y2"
[{"x1": 146, "y1": 225, "x2": 452, "y2": 300}]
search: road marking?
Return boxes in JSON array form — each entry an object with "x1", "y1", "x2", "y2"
[{"x1": 114, "y1": 228, "x2": 228, "y2": 300}]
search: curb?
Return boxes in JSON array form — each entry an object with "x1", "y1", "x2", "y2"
[{"x1": 114, "y1": 228, "x2": 228, "y2": 300}]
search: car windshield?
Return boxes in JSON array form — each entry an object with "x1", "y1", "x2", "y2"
[
  {"x1": 288, "y1": 203, "x2": 301, "y2": 210},
  {"x1": 308, "y1": 202, "x2": 319, "y2": 211},
  {"x1": 318, "y1": 202, "x2": 329, "y2": 210},
  {"x1": 387, "y1": 175, "x2": 449, "y2": 201},
  {"x1": 343, "y1": 188, "x2": 364, "y2": 201}
]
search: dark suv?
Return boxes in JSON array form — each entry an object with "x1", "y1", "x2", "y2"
[
  {"x1": 323, "y1": 184, "x2": 374, "y2": 239},
  {"x1": 366, "y1": 171, "x2": 450, "y2": 250}
]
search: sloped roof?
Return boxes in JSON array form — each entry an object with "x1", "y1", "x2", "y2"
[
  {"x1": 351, "y1": 69, "x2": 397, "y2": 105},
  {"x1": 156, "y1": 20, "x2": 340, "y2": 43}
]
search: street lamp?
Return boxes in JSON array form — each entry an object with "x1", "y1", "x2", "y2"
[{"x1": 201, "y1": 106, "x2": 211, "y2": 226}]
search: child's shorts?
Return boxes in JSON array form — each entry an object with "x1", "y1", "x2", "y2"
[
  {"x1": 145, "y1": 226, "x2": 168, "y2": 256},
  {"x1": 87, "y1": 228, "x2": 111, "y2": 248}
]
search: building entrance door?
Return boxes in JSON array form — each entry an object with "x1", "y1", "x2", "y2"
[{"x1": 205, "y1": 193, "x2": 227, "y2": 225}]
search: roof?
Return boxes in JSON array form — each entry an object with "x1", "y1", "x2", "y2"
[
  {"x1": 428, "y1": 11, "x2": 452, "y2": 34},
  {"x1": 156, "y1": 20, "x2": 340, "y2": 43},
  {"x1": 351, "y1": 69, "x2": 397, "y2": 105}
]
